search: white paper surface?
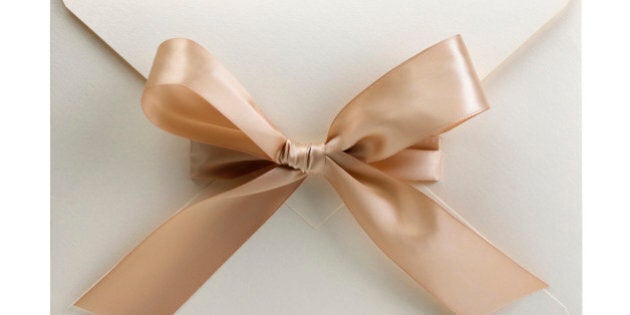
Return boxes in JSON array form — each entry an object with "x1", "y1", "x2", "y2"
[
  {"x1": 63, "y1": 0, "x2": 569, "y2": 226},
  {"x1": 52, "y1": 0, "x2": 580, "y2": 313}
]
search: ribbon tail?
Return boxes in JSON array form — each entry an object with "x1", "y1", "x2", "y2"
[
  {"x1": 75, "y1": 166, "x2": 305, "y2": 315},
  {"x1": 324, "y1": 152, "x2": 546, "y2": 315}
]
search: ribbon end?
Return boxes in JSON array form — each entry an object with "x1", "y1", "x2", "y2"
[{"x1": 480, "y1": 278, "x2": 548, "y2": 315}]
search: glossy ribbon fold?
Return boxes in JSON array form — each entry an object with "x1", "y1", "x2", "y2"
[{"x1": 76, "y1": 35, "x2": 546, "y2": 315}]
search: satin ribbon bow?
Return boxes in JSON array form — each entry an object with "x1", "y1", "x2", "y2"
[{"x1": 76, "y1": 35, "x2": 546, "y2": 315}]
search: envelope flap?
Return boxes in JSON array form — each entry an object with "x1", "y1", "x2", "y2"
[{"x1": 63, "y1": 0, "x2": 569, "y2": 226}]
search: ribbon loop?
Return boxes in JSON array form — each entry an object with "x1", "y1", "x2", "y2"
[
  {"x1": 142, "y1": 38, "x2": 287, "y2": 160},
  {"x1": 326, "y1": 35, "x2": 489, "y2": 164}
]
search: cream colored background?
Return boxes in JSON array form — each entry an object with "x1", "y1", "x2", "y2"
[
  {"x1": 60, "y1": 0, "x2": 571, "y2": 228},
  {"x1": 52, "y1": 0, "x2": 580, "y2": 313}
]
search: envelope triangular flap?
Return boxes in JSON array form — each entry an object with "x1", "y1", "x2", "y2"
[{"x1": 63, "y1": 0, "x2": 569, "y2": 226}]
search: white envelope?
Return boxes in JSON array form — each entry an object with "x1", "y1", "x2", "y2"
[{"x1": 56, "y1": 0, "x2": 579, "y2": 313}]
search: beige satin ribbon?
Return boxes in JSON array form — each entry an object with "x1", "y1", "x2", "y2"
[{"x1": 75, "y1": 35, "x2": 546, "y2": 315}]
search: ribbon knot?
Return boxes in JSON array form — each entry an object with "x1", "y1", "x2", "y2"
[
  {"x1": 277, "y1": 140, "x2": 326, "y2": 173},
  {"x1": 76, "y1": 35, "x2": 547, "y2": 315}
]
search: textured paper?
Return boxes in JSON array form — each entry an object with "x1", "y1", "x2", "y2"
[
  {"x1": 53, "y1": 0, "x2": 579, "y2": 313},
  {"x1": 63, "y1": 0, "x2": 569, "y2": 226}
]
